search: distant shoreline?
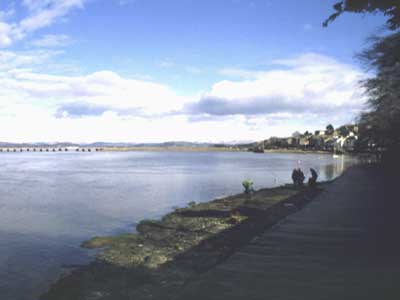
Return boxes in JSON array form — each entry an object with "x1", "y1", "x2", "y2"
[
  {"x1": 0, "y1": 146, "x2": 343, "y2": 154},
  {"x1": 103, "y1": 147, "x2": 337, "y2": 154},
  {"x1": 102, "y1": 146, "x2": 242, "y2": 152},
  {"x1": 263, "y1": 148, "x2": 332, "y2": 155},
  {"x1": 0, "y1": 146, "x2": 242, "y2": 153},
  {"x1": 0, "y1": 146, "x2": 372, "y2": 158}
]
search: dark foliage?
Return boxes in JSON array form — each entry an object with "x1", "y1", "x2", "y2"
[
  {"x1": 357, "y1": 32, "x2": 400, "y2": 151},
  {"x1": 324, "y1": 0, "x2": 400, "y2": 30},
  {"x1": 326, "y1": 124, "x2": 335, "y2": 135},
  {"x1": 337, "y1": 125, "x2": 350, "y2": 137}
]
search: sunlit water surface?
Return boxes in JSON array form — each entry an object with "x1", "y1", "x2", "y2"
[{"x1": 0, "y1": 151, "x2": 358, "y2": 299}]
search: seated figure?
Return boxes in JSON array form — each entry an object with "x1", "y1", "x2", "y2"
[
  {"x1": 308, "y1": 168, "x2": 318, "y2": 186},
  {"x1": 292, "y1": 168, "x2": 305, "y2": 187}
]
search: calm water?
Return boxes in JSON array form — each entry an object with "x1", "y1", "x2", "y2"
[{"x1": 0, "y1": 151, "x2": 357, "y2": 299}]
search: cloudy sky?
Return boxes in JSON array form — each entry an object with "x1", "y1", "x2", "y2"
[{"x1": 0, "y1": 0, "x2": 387, "y2": 143}]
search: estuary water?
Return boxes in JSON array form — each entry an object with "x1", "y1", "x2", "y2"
[{"x1": 0, "y1": 151, "x2": 357, "y2": 299}]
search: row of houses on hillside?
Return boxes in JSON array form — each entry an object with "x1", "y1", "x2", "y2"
[{"x1": 253, "y1": 124, "x2": 361, "y2": 153}]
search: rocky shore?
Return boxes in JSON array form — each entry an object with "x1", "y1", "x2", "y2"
[{"x1": 41, "y1": 182, "x2": 329, "y2": 300}]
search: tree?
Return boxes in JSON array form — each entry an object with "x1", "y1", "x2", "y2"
[
  {"x1": 326, "y1": 124, "x2": 335, "y2": 135},
  {"x1": 338, "y1": 125, "x2": 350, "y2": 137},
  {"x1": 358, "y1": 32, "x2": 400, "y2": 152},
  {"x1": 324, "y1": 0, "x2": 400, "y2": 30},
  {"x1": 292, "y1": 131, "x2": 301, "y2": 138},
  {"x1": 324, "y1": 1, "x2": 400, "y2": 167}
]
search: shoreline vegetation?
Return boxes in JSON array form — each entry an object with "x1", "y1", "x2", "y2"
[{"x1": 40, "y1": 176, "x2": 334, "y2": 300}]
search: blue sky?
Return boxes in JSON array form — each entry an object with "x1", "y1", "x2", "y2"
[{"x1": 0, "y1": 0, "x2": 389, "y2": 142}]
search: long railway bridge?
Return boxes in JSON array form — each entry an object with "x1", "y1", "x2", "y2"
[{"x1": 0, "y1": 147, "x2": 103, "y2": 153}]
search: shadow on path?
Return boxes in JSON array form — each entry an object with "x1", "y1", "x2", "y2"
[{"x1": 173, "y1": 164, "x2": 400, "y2": 300}]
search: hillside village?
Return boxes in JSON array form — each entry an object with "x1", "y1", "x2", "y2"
[{"x1": 250, "y1": 124, "x2": 371, "y2": 154}]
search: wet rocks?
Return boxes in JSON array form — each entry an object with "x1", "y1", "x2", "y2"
[{"x1": 81, "y1": 186, "x2": 304, "y2": 271}]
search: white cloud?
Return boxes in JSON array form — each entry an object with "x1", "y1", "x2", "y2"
[
  {"x1": 0, "y1": 0, "x2": 86, "y2": 47},
  {"x1": 30, "y1": 34, "x2": 72, "y2": 47},
  {"x1": 4, "y1": 69, "x2": 189, "y2": 115},
  {"x1": 19, "y1": 0, "x2": 84, "y2": 33},
  {"x1": 218, "y1": 67, "x2": 262, "y2": 78},
  {"x1": 0, "y1": 50, "x2": 193, "y2": 143},
  {"x1": 0, "y1": 22, "x2": 13, "y2": 47},
  {"x1": 0, "y1": 51, "x2": 367, "y2": 143},
  {"x1": 190, "y1": 53, "x2": 366, "y2": 120},
  {"x1": 0, "y1": 49, "x2": 60, "y2": 70}
]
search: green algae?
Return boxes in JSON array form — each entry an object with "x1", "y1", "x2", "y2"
[{"x1": 81, "y1": 234, "x2": 142, "y2": 249}]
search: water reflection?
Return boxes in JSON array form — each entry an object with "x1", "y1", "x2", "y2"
[
  {"x1": 322, "y1": 155, "x2": 358, "y2": 181},
  {"x1": 324, "y1": 164, "x2": 336, "y2": 181}
]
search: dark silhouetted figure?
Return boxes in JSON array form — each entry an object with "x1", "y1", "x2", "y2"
[
  {"x1": 292, "y1": 168, "x2": 305, "y2": 188},
  {"x1": 308, "y1": 168, "x2": 318, "y2": 187}
]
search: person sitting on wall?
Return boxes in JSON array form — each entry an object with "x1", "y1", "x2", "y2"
[{"x1": 308, "y1": 168, "x2": 318, "y2": 187}]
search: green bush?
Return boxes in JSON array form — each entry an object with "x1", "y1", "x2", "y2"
[{"x1": 242, "y1": 180, "x2": 254, "y2": 194}]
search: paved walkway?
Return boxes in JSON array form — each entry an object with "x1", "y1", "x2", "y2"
[{"x1": 174, "y1": 165, "x2": 400, "y2": 300}]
